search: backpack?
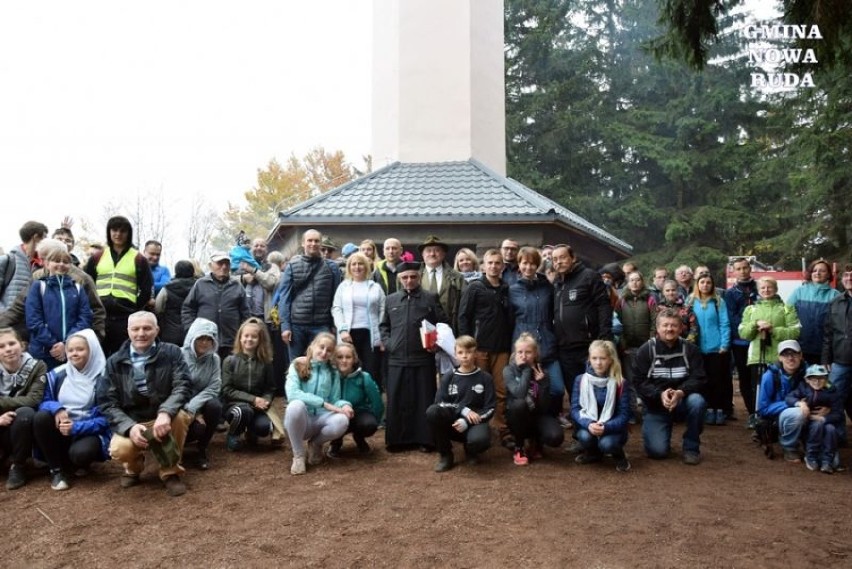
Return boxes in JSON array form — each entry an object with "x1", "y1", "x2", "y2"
[
  {"x1": 646, "y1": 338, "x2": 690, "y2": 378},
  {"x1": 0, "y1": 253, "x2": 16, "y2": 298}
]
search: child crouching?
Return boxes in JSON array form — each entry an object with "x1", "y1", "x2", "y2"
[{"x1": 426, "y1": 336, "x2": 496, "y2": 472}]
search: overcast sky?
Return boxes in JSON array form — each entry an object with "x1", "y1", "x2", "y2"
[{"x1": 0, "y1": 1, "x2": 372, "y2": 260}]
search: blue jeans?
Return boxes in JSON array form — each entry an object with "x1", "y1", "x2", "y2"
[
  {"x1": 576, "y1": 427, "x2": 627, "y2": 456},
  {"x1": 642, "y1": 393, "x2": 706, "y2": 458},
  {"x1": 829, "y1": 362, "x2": 851, "y2": 444},
  {"x1": 286, "y1": 324, "x2": 331, "y2": 361},
  {"x1": 778, "y1": 407, "x2": 806, "y2": 451}
]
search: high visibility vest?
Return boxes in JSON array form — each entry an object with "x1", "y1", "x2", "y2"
[{"x1": 95, "y1": 248, "x2": 139, "y2": 302}]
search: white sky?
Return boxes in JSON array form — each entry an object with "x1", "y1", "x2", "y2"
[{"x1": 0, "y1": 1, "x2": 372, "y2": 262}]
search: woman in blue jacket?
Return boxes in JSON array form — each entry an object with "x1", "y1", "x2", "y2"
[
  {"x1": 25, "y1": 248, "x2": 93, "y2": 370},
  {"x1": 508, "y1": 247, "x2": 564, "y2": 415},
  {"x1": 786, "y1": 259, "x2": 840, "y2": 365},
  {"x1": 32, "y1": 329, "x2": 110, "y2": 491},
  {"x1": 687, "y1": 272, "x2": 731, "y2": 425}
]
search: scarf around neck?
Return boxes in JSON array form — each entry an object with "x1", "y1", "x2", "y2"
[{"x1": 578, "y1": 372, "x2": 618, "y2": 425}]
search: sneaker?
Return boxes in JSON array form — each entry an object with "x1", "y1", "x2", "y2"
[
  {"x1": 513, "y1": 449, "x2": 529, "y2": 466},
  {"x1": 805, "y1": 458, "x2": 818, "y2": 471},
  {"x1": 575, "y1": 452, "x2": 603, "y2": 465},
  {"x1": 746, "y1": 414, "x2": 759, "y2": 430},
  {"x1": 120, "y1": 473, "x2": 140, "y2": 489},
  {"x1": 820, "y1": 463, "x2": 834, "y2": 475},
  {"x1": 704, "y1": 409, "x2": 717, "y2": 425},
  {"x1": 163, "y1": 475, "x2": 187, "y2": 497},
  {"x1": 307, "y1": 441, "x2": 324, "y2": 466},
  {"x1": 682, "y1": 452, "x2": 701, "y2": 466},
  {"x1": 715, "y1": 411, "x2": 727, "y2": 425},
  {"x1": 196, "y1": 449, "x2": 210, "y2": 470},
  {"x1": 6, "y1": 464, "x2": 26, "y2": 490},
  {"x1": 782, "y1": 449, "x2": 801, "y2": 463},
  {"x1": 290, "y1": 456, "x2": 306, "y2": 475},
  {"x1": 226, "y1": 434, "x2": 242, "y2": 452},
  {"x1": 615, "y1": 456, "x2": 632, "y2": 472},
  {"x1": 563, "y1": 440, "x2": 583, "y2": 454},
  {"x1": 326, "y1": 444, "x2": 342, "y2": 460},
  {"x1": 355, "y1": 439, "x2": 371, "y2": 454},
  {"x1": 434, "y1": 453, "x2": 455, "y2": 472},
  {"x1": 49, "y1": 469, "x2": 70, "y2": 491}
]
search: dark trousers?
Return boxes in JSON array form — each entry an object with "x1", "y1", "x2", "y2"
[
  {"x1": 332, "y1": 411, "x2": 379, "y2": 448},
  {"x1": 185, "y1": 399, "x2": 223, "y2": 450},
  {"x1": 425, "y1": 405, "x2": 491, "y2": 457},
  {"x1": 505, "y1": 399, "x2": 564, "y2": 448},
  {"x1": 269, "y1": 323, "x2": 289, "y2": 396},
  {"x1": 32, "y1": 410, "x2": 102, "y2": 470},
  {"x1": 703, "y1": 351, "x2": 731, "y2": 411},
  {"x1": 103, "y1": 313, "x2": 130, "y2": 357},
  {"x1": 0, "y1": 407, "x2": 35, "y2": 466},
  {"x1": 558, "y1": 348, "x2": 589, "y2": 410},
  {"x1": 225, "y1": 402, "x2": 272, "y2": 437},
  {"x1": 349, "y1": 329, "x2": 382, "y2": 391},
  {"x1": 732, "y1": 344, "x2": 754, "y2": 414}
]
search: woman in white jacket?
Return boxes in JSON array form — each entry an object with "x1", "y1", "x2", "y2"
[{"x1": 332, "y1": 253, "x2": 386, "y2": 389}]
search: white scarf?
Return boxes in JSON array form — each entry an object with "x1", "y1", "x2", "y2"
[
  {"x1": 58, "y1": 329, "x2": 106, "y2": 421},
  {"x1": 578, "y1": 372, "x2": 618, "y2": 425}
]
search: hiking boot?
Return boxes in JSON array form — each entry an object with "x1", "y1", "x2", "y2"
[
  {"x1": 307, "y1": 441, "x2": 325, "y2": 466},
  {"x1": 49, "y1": 469, "x2": 70, "y2": 491},
  {"x1": 355, "y1": 438, "x2": 371, "y2": 454},
  {"x1": 704, "y1": 409, "x2": 717, "y2": 425},
  {"x1": 782, "y1": 449, "x2": 801, "y2": 463},
  {"x1": 575, "y1": 452, "x2": 603, "y2": 465},
  {"x1": 120, "y1": 473, "x2": 140, "y2": 488},
  {"x1": 226, "y1": 434, "x2": 242, "y2": 452},
  {"x1": 6, "y1": 464, "x2": 26, "y2": 490},
  {"x1": 821, "y1": 463, "x2": 834, "y2": 475},
  {"x1": 513, "y1": 448, "x2": 529, "y2": 466},
  {"x1": 434, "y1": 453, "x2": 455, "y2": 473},
  {"x1": 196, "y1": 449, "x2": 210, "y2": 470},
  {"x1": 615, "y1": 455, "x2": 632, "y2": 472},
  {"x1": 163, "y1": 475, "x2": 187, "y2": 497},
  {"x1": 682, "y1": 452, "x2": 701, "y2": 466},
  {"x1": 805, "y1": 458, "x2": 818, "y2": 471},
  {"x1": 290, "y1": 456, "x2": 306, "y2": 475}
]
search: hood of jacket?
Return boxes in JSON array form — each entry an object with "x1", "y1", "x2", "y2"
[{"x1": 182, "y1": 317, "x2": 219, "y2": 363}]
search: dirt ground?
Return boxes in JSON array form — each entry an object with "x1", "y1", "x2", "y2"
[{"x1": 6, "y1": 391, "x2": 852, "y2": 569}]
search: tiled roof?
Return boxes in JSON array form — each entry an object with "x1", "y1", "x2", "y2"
[{"x1": 278, "y1": 159, "x2": 631, "y2": 253}]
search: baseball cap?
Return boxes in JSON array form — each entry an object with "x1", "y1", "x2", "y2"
[{"x1": 777, "y1": 340, "x2": 801, "y2": 355}]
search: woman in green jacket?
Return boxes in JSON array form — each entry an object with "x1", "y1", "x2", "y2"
[{"x1": 738, "y1": 277, "x2": 800, "y2": 426}]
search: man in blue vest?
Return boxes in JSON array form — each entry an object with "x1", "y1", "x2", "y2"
[{"x1": 85, "y1": 216, "x2": 153, "y2": 356}]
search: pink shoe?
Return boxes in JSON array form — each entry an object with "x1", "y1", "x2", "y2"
[{"x1": 513, "y1": 449, "x2": 529, "y2": 466}]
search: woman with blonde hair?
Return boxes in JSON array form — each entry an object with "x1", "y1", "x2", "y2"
[
  {"x1": 453, "y1": 248, "x2": 481, "y2": 283},
  {"x1": 332, "y1": 252, "x2": 386, "y2": 388}
]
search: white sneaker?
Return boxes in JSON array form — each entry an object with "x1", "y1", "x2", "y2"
[
  {"x1": 290, "y1": 456, "x2": 306, "y2": 475},
  {"x1": 307, "y1": 441, "x2": 325, "y2": 466}
]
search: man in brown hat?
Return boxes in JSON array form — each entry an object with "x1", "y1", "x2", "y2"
[
  {"x1": 380, "y1": 261, "x2": 448, "y2": 452},
  {"x1": 418, "y1": 235, "x2": 466, "y2": 333}
]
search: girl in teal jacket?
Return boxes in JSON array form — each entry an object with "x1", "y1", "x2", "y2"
[
  {"x1": 284, "y1": 332, "x2": 352, "y2": 475},
  {"x1": 326, "y1": 343, "x2": 384, "y2": 457}
]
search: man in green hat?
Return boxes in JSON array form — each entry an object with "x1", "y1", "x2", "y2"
[{"x1": 418, "y1": 235, "x2": 466, "y2": 333}]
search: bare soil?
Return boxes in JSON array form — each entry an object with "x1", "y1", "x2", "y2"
[{"x1": 7, "y1": 395, "x2": 852, "y2": 569}]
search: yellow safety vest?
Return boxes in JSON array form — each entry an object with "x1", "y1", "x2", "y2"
[{"x1": 95, "y1": 247, "x2": 139, "y2": 302}]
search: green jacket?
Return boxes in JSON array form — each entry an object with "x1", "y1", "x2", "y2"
[
  {"x1": 340, "y1": 368, "x2": 384, "y2": 419},
  {"x1": 0, "y1": 354, "x2": 46, "y2": 412},
  {"x1": 738, "y1": 296, "x2": 800, "y2": 366},
  {"x1": 222, "y1": 353, "x2": 275, "y2": 405},
  {"x1": 420, "y1": 263, "x2": 466, "y2": 333}
]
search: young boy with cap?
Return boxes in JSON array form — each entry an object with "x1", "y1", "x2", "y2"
[{"x1": 785, "y1": 363, "x2": 843, "y2": 473}]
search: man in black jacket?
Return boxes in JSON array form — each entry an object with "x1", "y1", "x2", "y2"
[
  {"x1": 99, "y1": 311, "x2": 192, "y2": 496},
  {"x1": 380, "y1": 262, "x2": 448, "y2": 452},
  {"x1": 633, "y1": 309, "x2": 707, "y2": 465},
  {"x1": 458, "y1": 249, "x2": 511, "y2": 441},
  {"x1": 823, "y1": 264, "x2": 852, "y2": 442},
  {"x1": 552, "y1": 244, "x2": 613, "y2": 404}
]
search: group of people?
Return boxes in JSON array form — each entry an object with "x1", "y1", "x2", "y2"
[{"x1": 0, "y1": 217, "x2": 850, "y2": 497}]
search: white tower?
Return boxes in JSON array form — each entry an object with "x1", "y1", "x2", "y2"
[{"x1": 371, "y1": 0, "x2": 506, "y2": 175}]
